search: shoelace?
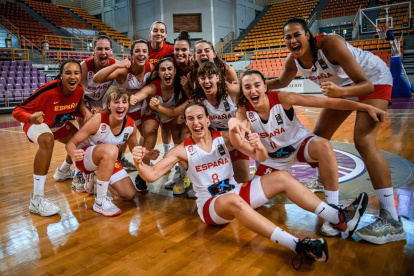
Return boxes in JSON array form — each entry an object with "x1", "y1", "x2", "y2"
[
  {"x1": 38, "y1": 196, "x2": 54, "y2": 207},
  {"x1": 291, "y1": 238, "x2": 312, "y2": 270},
  {"x1": 365, "y1": 216, "x2": 388, "y2": 230}
]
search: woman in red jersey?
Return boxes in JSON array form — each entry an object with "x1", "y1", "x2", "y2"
[{"x1": 12, "y1": 59, "x2": 91, "y2": 217}]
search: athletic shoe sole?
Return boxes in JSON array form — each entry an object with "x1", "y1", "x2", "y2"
[
  {"x1": 93, "y1": 204, "x2": 122, "y2": 216},
  {"x1": 29, "y1": 204, "x2": 60, "y2": 217},
  {"x1": 355, "y1": 231, "x2": 406, "y2": 244},
  {"x1": 344, "y1": 192, "x2": 368, "y2": 237}
]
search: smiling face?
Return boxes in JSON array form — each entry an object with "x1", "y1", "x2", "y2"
[
  {"x1": 108, "y1": 93, "x2": 129, "y2": 120},
  {"x1": 195, "y1": 42, "x2": 216, "y2": 65},
  {"x1": 149, "y1": 23, "x2": 167, "y2": 44},
  {"x1": 198, "y1": 72, "x2": 219, "y2": 96},
  {"x1": 283, "y1": 23, "x2": 310, "y2": 58},
  {"x1": 61, "y1": 62, "x2": 81, "y2": 94},
  {"x1": 174, "y1": 40, "x2": 190, "y2": 64},
  {"x1": 94, "y1": 38, "x2": 112, "y2": 67},
  {"x1": 158, "y1": 60, "x2": 175, "y2": 86},
  {"x1": 241, "y1": 73, "x2": 267, "y2": 109},
  {"x1": 185, "y1": 104, "x2": 210, "y2": 138},
  {"x1": 132, "y1": 42, "x2": 149, "y2": 66}
]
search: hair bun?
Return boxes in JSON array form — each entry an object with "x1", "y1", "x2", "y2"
[
  {"x1": 178, "y1": 30, "x2": 190, "y2": 39},
  {"x1": 97, "y1": 31, "x2": 108, "y2": 36}
]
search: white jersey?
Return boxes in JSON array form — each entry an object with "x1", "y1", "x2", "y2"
[
  {"x1": 201, "y1": 94, "x2": 237, "y2": 130},
  {"x1": 78, "y1": 111, "x2": 135, "y2": 149},
  {"x1": 294, "y1": 33, "x2": 393, "y2": 87},
  {"x1": 141, "y1": 79, "x2": 183, "y2": 123},
  {"x1": 245, "y1": 91, "x2": 311, "y2": 168},
  {"x1": 184, "y1": 130, "x2": 237, "y2": 200},
  {"x1": 113, "y1": 61, "x2": 152, "y2": 113},
  {"x1": 83, "y1": 57, "x2": 116, "y2": 107}
]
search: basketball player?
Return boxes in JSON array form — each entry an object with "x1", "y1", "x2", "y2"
[
  {"x1": 267, "y1": 17, "x2": 405, "y2": 244},
  {"x1": 131, "y1": 101, "x2": 369, "y2": 269}
]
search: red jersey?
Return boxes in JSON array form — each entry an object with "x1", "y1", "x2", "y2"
[
  {"x1": 171, "y1": 56, "x2": 191, "y2": 77},
  {"x1": 13, "y1": 79, "x2": 84, "y2": 133},
  {"x1": 148, "y1": 40, "x2": 174, "y2": 66}
]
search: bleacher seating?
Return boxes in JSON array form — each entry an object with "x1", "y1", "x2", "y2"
[
  {"x1": 376, "y1": 0, "x2": 413, "y2": 34},
  {"x1": 21, "y1": 0, "x2": 89, "y2": 30},
  {"x1": 247, "y1": 58, "x2": 302, "y2": 79},
  {"x1": 46, "y1": 51, "x2": 92, "y2": 62},
  {"x1": 223, "y1": 53, "x2": 243, "y2": 62},
  {"x1": 58, "y1": 5, "x2": 132, "y2": 47},
  {"x1": 0, "y1": 61, "x2": 52, "y2": 106},
  {"x1": 235, "y1": 0, "x2": 318, "y2": 51},
  {"x1": 0, "y1": 2, "x2": 73, "y2": 50},
  {"x1": 319, "y1": 0, "x2": 369, "y2": 19}
]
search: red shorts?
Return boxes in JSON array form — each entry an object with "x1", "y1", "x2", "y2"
[
  {"x1": 230, "y1": 149, "x2": 249, "y2": 162},
  {"x1": 128, "y1": 109, "x2": 142, "y2": 124},
  {"x1": 358, "y1": 84, "x2": 392, "y2": 105}
]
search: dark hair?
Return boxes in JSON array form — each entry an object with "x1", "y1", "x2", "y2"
[
  {"x1": 284, "y1": 17, "x2": 318, "y2": 72},
  {"x1": 156, "y1": 57, "x2": 187, "y2": 104},
  {"x1": 150, "y1": 21, "x2": 167, "y2": 33},
  {"x1": 93, "y1": 31, "x2": 112, "y2": 48},
  {"x1": 183, "y1": 101, "x2": 209, "y2": 120},
  {"x1": 189, "y1": 40, "x2": 228, "y2": 103},
  {"x1": 130, "y1": 39, "x2": 149, "y2": 56},
  {"x1": 236, "y1": 69, "x2": 266, "y2": 107},
  {"x1": 55, "y1": 59, "x2": 82, "y2": 80},
  {"x1": 175, "y1": 30, "x2": 191, "y2": 47},
  {"x1": 192, "y1": 62, "x2": 227, "y2": 109},
  {"x1": 106, "y1": 86, "x2": 130, "y2": 114}
]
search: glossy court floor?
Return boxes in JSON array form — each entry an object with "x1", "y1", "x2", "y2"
[{"x1": 0, "y1": 97, "x2": 413, "y2": 275}]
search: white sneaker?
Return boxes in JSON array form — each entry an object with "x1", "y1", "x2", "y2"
[
  {"x1": 305, "y1": 179, "x2": 324, "y2": 193},
  {"x1": 93, "y1": 195, "x2": 122, "y2": 216},
  {"x1": 84, "y1": 172, "x2": 96, "y2": 195},
  {"x1": 165, "y1": 167, "x2": 181, "y2": 189},
  {"x1": 29, "y1": 193, "x2": 60, "y2": 216},
  {"x1": 320, "y1": 220, "x2": 341, "y2": 236},
  {"x1": 120, "y1": 157, "x2": 137, "y2": 171},
  {"x1": 187, "y1": 188, "x2": 196, "y2": 198},
  {"x1": 53, "y1": 167, "x2": 75, "y2": 181},
  {"x1": 71, "y1": 171, "x2": 86, "y2": 192}
]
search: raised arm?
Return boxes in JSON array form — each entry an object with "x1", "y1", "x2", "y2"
[
  {"x1": 149, "y1": 97, "x2": 189, "y2": 118},
  {"x1": 319, "y1": 35, "x2": 374, "y2": 97},
  {"x1": 80, "y1": 61, "x2": 88, "y2": 88},
  {"x1": 226, "y1": 119, "x2": 267, "y2": 162},
  {"x1": 132, "y1": 144, "x2": 188, "y2": 182},
  {"x1": 225, "y1": 64, "x2": 238, "y2": 83},
  {"x1": 266, "y1": 54, "x2": 298, "y2": 89},
  {"x1": 65, "y1": 114, "x2": 101, "y2": 161},
  {"x1": 93, "y1": 59, "x2": 130, "y2": 83},
  {"x1": 278, "y1": 91, "x2": 386, "y2": 122}
]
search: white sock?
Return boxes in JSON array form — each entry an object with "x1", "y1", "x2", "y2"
[
  {"x1": 163, "y1": 143, "x2": 170, "y2": 155},
  {"x1": 138, "y1": 135, "x2": 144, "y2": 146},
  {"x1": 314, "y1": 202, "x2": 340, "y2": 225},
  {"x1": 270, "y1": 227, "x2": 299, "y2": 252},
  {"x1": 324, "y1": 190, "x2": 339, "y2": 206},
  {"x1": 375, "y1": 187, "x2": 398, "y2": 220},
  {"x1": 59, "y1": 160, "x2": 71, "y2": 173},
  {"x1": 96, "y1": 179, "x2": 109, "y2": 198},
  {"x1": 34, "y1": 174, "x2": 47, "y2": 195}
]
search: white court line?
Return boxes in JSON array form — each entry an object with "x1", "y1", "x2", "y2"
[{"x1": 0, "y1": 129, "x2": 24, "y2": 134}]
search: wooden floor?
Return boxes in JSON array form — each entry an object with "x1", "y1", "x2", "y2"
[{"x1": 0, "y1": 98, "x2": 413, "y2": 275}]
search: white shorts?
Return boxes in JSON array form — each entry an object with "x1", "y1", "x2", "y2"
[
  {"x1": 197, "y1": 177, "x2": 269, "y2": 225},
  {"x1": 26, "y1": 123, "x2": 53, "y2": 143},
  {"x1": 255, "y1": 135, "x2": 318, "y2": 176},
  {"x1": 74, "y1": 145, "x2": 129, "y2": 185}
]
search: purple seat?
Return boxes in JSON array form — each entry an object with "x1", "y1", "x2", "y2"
[
  {"x1": 24, "y1": 66, "x2": 31, "y2": 71},
  {"x1": 24, "y1": 72, "x2": 31, "y2": 78},
  {"x1": 23, "y1": 61, "x2": 30, "y2": 66},
  {"x1": 38, "y1": 72, "x2": 46, "y2": 78},
  {"x1": 46, "y1": 77, "x2": 52, "y2": 82},
  {"x1": 7, "y1": 77, "x2": 15, "y2": 84},
  {"x1": 31, "y1": 67, "x2": 38, "y2": 72},
  {"x1": 0, "y1": 84, "x2": 4, "y2": 90},
  {"x1": 5, "y1": 91, "x2": 13, "y2": 101},
  {"x1": 23, "y1": 91, "x2": 30, "y2": 100},
  {"x1": 8, "y1": 72, "x2": 16, "y2": 78},
  {"x1": 1, "y1": 72, "x2": 7, "y2": 78},
  {"x1": 17, "y1": 66, "x2": 23, "y2": 71},
  {"x1": 0, "y1": 78, "x2": 6, "y2": 87},
  {"x1": 17, "y1": 72, "x2": 23, "y2": 78},
  {"x1": 31, "y1": 72, "x2": 39, "y2": 78},
  {"x1": 23, "y1": 84, "x2": 30, "y2": 90},
  {"x1": 38, "y1": 77, "x2": 45, "y2": 83},
  {"x1": 3, "y1": 61, "x2": 11, "y2": 66},
  {"x1": 23, "y1": 77, "x2": 30, "y2": 84},
  {"x1": 15, "y1": 83, "x2": 22, "y2": 90},
  {"x1": 6, "y1": 83, "x2": 13, "y2": 90},
  {"x1": 17, "y1": 62, "x2": 24, "y2": 66}
]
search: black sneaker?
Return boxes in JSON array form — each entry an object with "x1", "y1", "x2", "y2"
[
  {"x1": 135, "y1": 174, "x2": 148, "y2": 193},
  {"x1": 293, "y1": 238, "x2": 328, "y2": 270}
]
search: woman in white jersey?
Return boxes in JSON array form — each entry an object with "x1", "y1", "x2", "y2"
[
  {"x1": 66, "y1": 86, "x2": 138, "y2": 217},
  {"x1": 266, "y1": 17, "x2": 405, "y2": 245},
  {"x1": 233, "y1": 69, "x2": 386, "y2": 237},
  {"x1": 129, "y1": 57, "x2": 189, "y2": 193},
  {"x1": 131, "y1": 101, "x2": 369, "y2": 270}
]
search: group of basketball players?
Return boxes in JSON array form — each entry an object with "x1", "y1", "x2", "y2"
[{"x1": 12, "y1": 17, "x2": 406, "y2": 268}]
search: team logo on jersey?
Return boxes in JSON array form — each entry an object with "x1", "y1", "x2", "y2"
[
  {"x1": 88, "y1": 71, "x2": 93, "y2": 78},
  {"x1": 66, "y1": 124, "x2": 71, "y2": 130},
  {"x1": 242, "y1": 182, "x2": 248, "y2": 187},
  {"x1": 275, "y1": 114, "x2": 283, "y2": 125},
  {"x1": 217, "y1": 144, "x2": 226, "y2": 156},
  {"x1": 52, "y1": 112, "x2": 72, "y2": 128},
  {"x1": 188, "y1": 145, "x2": 196, "y2": 155},
  {"x1": 248, "y1": 112, "x2": 256, "y2": 122},
  {"x1": 223, "y1": 101, "x2": 230, "y2": 111},
  {"x1": 114, "y1": 162, "x2": 120, "y2": 169},
  {"x1": 123, "y1": 133, "x2": 129, "y2": 142},
  {"x1": 101, "y1": 125, "x2": 106, "y2": 131},
  {"x1": 318, "y1": 59, "x2": 329, "y2": 70}
]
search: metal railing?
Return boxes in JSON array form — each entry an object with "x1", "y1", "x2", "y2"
[{"x1": 215, "y1": 31, "x2": 235, "y2": 57}]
